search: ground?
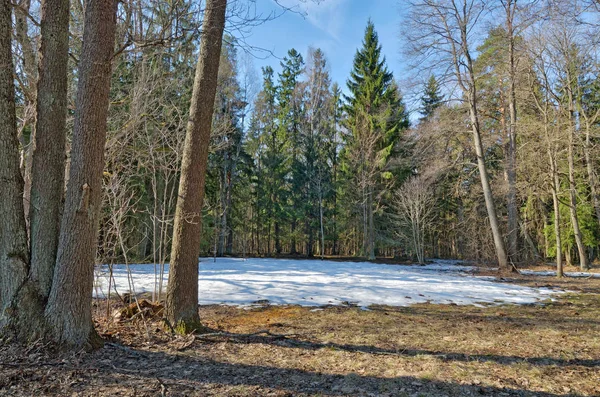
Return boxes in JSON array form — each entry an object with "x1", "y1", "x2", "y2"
[{"x1": 2, "y1": 266, "x2": 600, "y2": 396}]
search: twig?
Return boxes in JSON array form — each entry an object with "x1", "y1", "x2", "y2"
[{"x1": 157, "y1": 377, "x2": 167, "y2": 397}]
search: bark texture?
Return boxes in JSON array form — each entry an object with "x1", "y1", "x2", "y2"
[
  {"x1": 468, "y1": 97, "x2": 509, "y2": 270},
  {"x1": 166, "y1": 0, "x2": 228, "y2": 332},
  {"x1": 0, "y1": 0, "x2": 31, "y2": 330},
  {"x1": 29, "y1": 0, "x2": 70, "y2": 299},
  {"x1": 566, "y1": 87, "x2": 589, "y2": 271},
  {"x1": 45, "y1": 0, "x2": 117, "y2": 347},
  {"x1": 448, "y1": 0, "x2": 509, "y2": 270},
  {"x1": 505, "y1": 0, "x2": 519, "y2": 265},
  {"x1": 14, "y1": 0, "x2": 37, "y2": 225}
]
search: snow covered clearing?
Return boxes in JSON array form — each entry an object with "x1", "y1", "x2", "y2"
[{"x1": 94, "y1": 258, "x2": 560, "y2": 308}]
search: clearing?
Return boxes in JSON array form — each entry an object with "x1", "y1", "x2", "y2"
[
  {"x1": 94, "y1": 258, "x2": 559, "y2": 307},
  {"x1": 2, "y1": 259, "x2": 600, "y2": 396}
]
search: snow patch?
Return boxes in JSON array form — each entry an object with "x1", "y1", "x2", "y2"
[
  {"x1": 94, "y1": 258, "x2": 560, "y2": 308},
  {"x1": 520, "y1": 269, "x2": 600, "y2": 278}
]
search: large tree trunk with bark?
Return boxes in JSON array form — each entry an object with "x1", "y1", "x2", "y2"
[
  {"x1": 45, "y1": 0, "x2": 117, "y2": 348},
  {"x1": 14, "y1": 0, "x2": 38, "y2": 226},
  {"x1": 505, "y1": 0, "x2": 519, "y2": 265},
  {"x1": 455, "y1": 2, "x2": 509, "y2": 271},
  {"x1": 29, "y1": 0, "x2": 70, "y2": 299},
  {"x1": 468, "y1": 97, "x2": 509, "y2": 270},
  {"x1": 0, "y1": 0, "x2": 32, "y2": 333},
  {"x1": 583, "y1": 124, "x2": 600, "y2": 230},
  {"x1": 551, "y1": 158, "x2": 563, "y2": 278},
  {"x1": 166, "y1": 0, "x2": 227, "y2": 333},
  {"x1": 367, "y1": 189, "x2": 375, "y2": 260},
  {"x1": 566, "y1": 90, "x2": 589, "y2": 271}
]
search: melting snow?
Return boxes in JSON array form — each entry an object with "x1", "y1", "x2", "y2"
[
  {"x1": 519, "y1": 269, "x2": 600, "y2": 278},
  {"x1": 94, "y1": 258, "x2": 560, "y2": 308}
]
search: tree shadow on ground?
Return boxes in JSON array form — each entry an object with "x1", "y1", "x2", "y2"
[
  {"x1": 89, "y1": 343, "x2": 581, "y2": 397},
  {"x1": 215, "y1": 333, "x2": 599, "y2": 368},
  {"x1": 366, "y1": 304, "x2": 600, "y2": 330}
]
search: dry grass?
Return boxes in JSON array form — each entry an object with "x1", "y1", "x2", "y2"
[{"x1": 1, "y1": 272, "x2": 600, "y2": 396}]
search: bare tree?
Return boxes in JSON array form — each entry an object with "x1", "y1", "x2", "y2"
[
  {"x1": 394, "y1": 176, "x2": 437, "y2": 264},
  {"x1": 526, "y1": 44, "x2": 565, "y2": 276},
  {"x1": 166, "y1": 0, "x2": 228, "y2": 333},
  {"x1": 499, "y1": 0, "x2": 538, "y2": 264},
  {"x1": 404, "y1": 0, "x2": 510, "y2": 270},
  {"x1": 546, "y1": 15, "x2": 591, "y2": 270}
]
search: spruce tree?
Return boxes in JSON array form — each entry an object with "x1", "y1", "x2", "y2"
[
  {"x1": 277, "y1": 49, "x2": 304, "y2": 254},
  {"x1": 343, "y1": 20, "x2": 408, "y2": 260},
  {"x1": 256, "y1": 66, "x2": 280, "y2": 255},
  {"x1": 420, "y1": 75, "x2": 443, "y2": 121},
  {"x1": 302, "y1": 48, "x2": 333, "y2": 256}
]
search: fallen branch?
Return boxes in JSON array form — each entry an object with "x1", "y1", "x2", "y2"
[
  {"x1": 195, "y1": 329, "x2": 301, "y2": 341},
  {"x1": 0, "y1": 361, "x2": 67, "y2": 367}
]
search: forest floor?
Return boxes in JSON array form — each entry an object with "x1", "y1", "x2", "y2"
[{"x1": 2, "y1": 269, "x2": 600, "y2": 396}]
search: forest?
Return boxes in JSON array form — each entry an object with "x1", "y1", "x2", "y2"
[
  {"x1": 2, "y1": 0, "x2": 600, "y2": 396},
  {"x1": 87, "y1": 0, "x2": 600, "y2": 274}
]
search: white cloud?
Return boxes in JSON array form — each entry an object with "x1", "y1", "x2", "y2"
[{"x1": 274, "y1": 0, "x2": 348, "y2": 40}]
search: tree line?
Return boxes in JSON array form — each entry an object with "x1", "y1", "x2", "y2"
[
  {"x1": 97, "y1": 15, "x2": 411, "y2": 265},
  {"x1": 405, "y1": 0, "x2": 600, "y2": 275}
]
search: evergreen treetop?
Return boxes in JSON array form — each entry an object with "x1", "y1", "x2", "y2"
[
  {"x1": 420, "y1": 75, "x2": 443, "y2": 121},
  {"x1": 345, "y1": 20, "x2": 394, "y2": 117}
]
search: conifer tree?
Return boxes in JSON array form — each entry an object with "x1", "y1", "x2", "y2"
[
  {"x1": 420, "y1": 75, "x2": 443, "y2": 121},
  {"x1": 277, "y1": 49, "x2": 304, "y2": 254},
  {"x1": 301, "y1": 48, "x2": 333, "y2": 256},
  {"x1": 252, "y1": 66, "x2": 280, "y2": 255},
  {"x1": 343, "y1": 20, "x2": 408, "y2": 260}
]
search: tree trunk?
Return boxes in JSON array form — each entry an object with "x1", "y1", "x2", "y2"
[
  {"x1": 456, "y1": 10, "x2": 509, "y2": 271},
  {"x1": 275, "y1": 222, "x2": 281, "y2": 254},
  {"x1": 14, "y1": 0, "x2": 36, "y2": 93},
  {"x1": 319, "y1": 191, "x2": 325, "y2": 260},
  {"x1": 29, "y1": 0, "x2": 70, "y2": 299},
  {"x1": 217, "y1": 164, "x2": 228, "y2": 257},
  {"x1": 290, "y1": 220, "x2": 297, "y2": 255},
  {"x1": 45, "y1": 0, "x2": 117, "y2": 348},
  {"x1": 14, "y1": 0, "x2": 37, "y2": 229},
  {"x1": 166, "y1": 0, "x2": 227, "y2": 333},
  {"x1": 583, "y1": 124, "x2": 600, "y2": 230},
  {"x1": 468, "y1": 99, "x2": 509, "y2": 270},
  {"x1": 367, "y1": 186, "x2": 375, "y2": 260},
  {"x1": 551, "y1": 177, "x2": 563, "y2": 277},
  {"x1": 505, "y1": 2, "x2": 519, "y2": 265},
  {"x1": 566, "y1": 94, "x2": 589, "y2": 271},
  {"x1": 0, "y1": 0, "x2": 31, "y2": 332}
]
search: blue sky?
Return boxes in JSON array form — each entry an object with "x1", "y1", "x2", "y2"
[{"x1": 236, "y1": 0, "x2": 413, "y2": 105}]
